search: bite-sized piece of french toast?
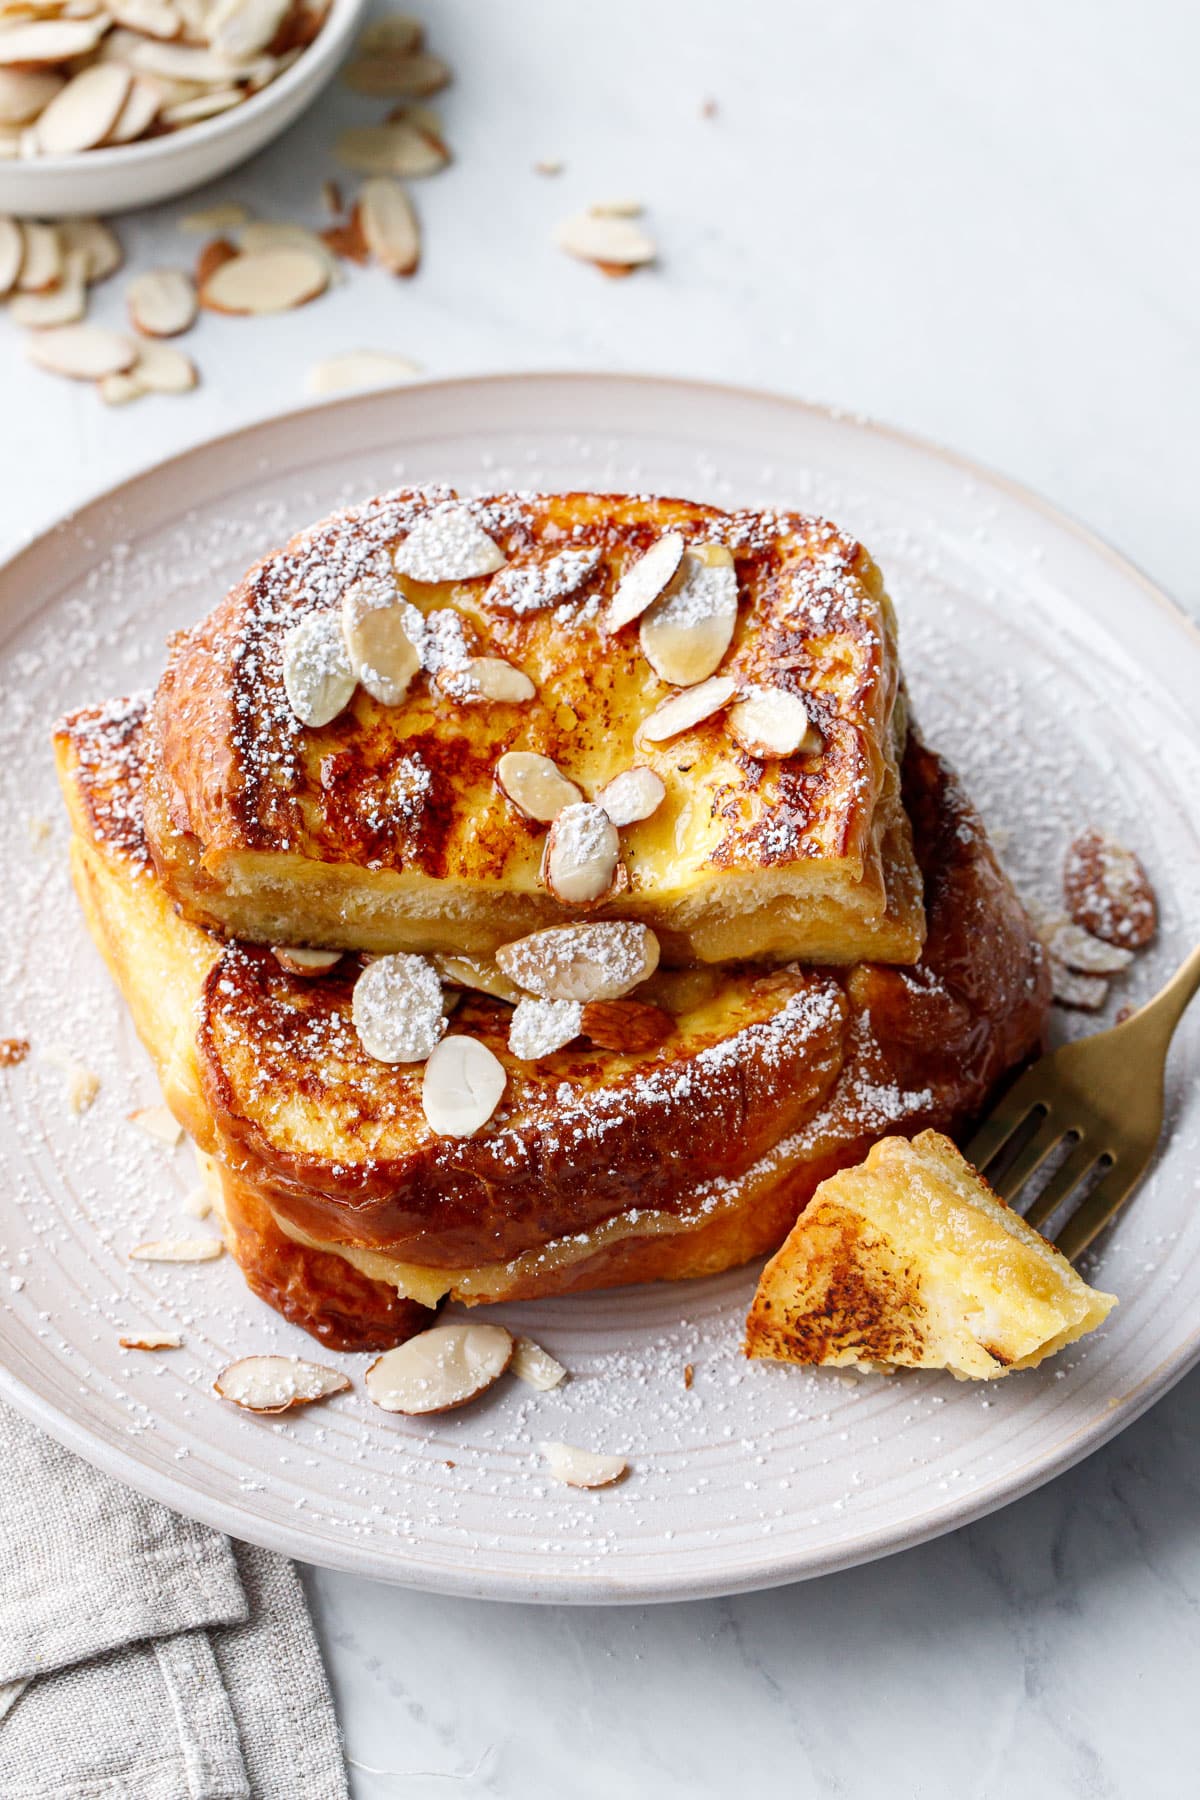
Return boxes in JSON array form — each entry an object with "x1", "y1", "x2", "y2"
[
  {"x1": 745, "y1": 1130, "x2": 1116, "y2": 1378},
  {"x1": 141, "y1": 488, "x2": 924, "y2": 967},
  {"x1": 55, "y1": 699, "x2": 1048, "y2": 1342}
]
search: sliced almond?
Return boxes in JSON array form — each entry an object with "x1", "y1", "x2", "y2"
[
  {"x1": 306, "y1": 348, "x2": 420, "y2": 395},
  {"x1": 17, "y1": 220, "x2": 60, "y2": 291},
  {"x1": 555, "y1": 210, "x2": 655, "y2": 269},
  {"x1": 608, "y1": 531, "x2": 685, "y2": 630},
  {"x1": 496, "y1": 751, "x2": 582, "y2": 822},
  {"x1": 200, "y1": 245, "x2": 328, "y2": 314},
  {"x1": 0, "y1": 68, "x2": 63, "y2": 125},
  {"x1": 432, "y1": 953, "x2": 522, "y2": 1005},
  {"x1": 539, "y1": 1441, "x2": 627, "y2": 1489},
  {"x1": 639, "y1": 544, "x2": 737, "y2": 686},
  {"x1": 0, "y1": 215, "x2": 21, "y2": 295},
  {"x1": 343, "y1": 49, "x2": 451, "y2": 98},
  {"x1": 341, "y1": 583, "x2": 419, "y2": 706},
  {"x1": 1037, "y1": 914, "x2": 1134, "y2": 976},
  {"x1": 8, "y1": 247, "x2": 86, "y2": 326},
  {"x1": 358, "y1": 175, "x2": 420, "y2": 275},
  {"x1": 129, "y1": 1103, "x2": 182, "y2": 1146},
  {"x1": 105, "y1": 73, "x2": 162, "y2": 144},
  {"x1": 352, "y1": 952, "x2": 445, "y2": 1063},
  {"x1": 1063, "y1": 830, "x2": 1157, "y2": 948},
  {"x1": 727, "y1": 685, "x2": 819, "y2": 758},
  {"x1": 322, "y1": 210, "x2": 370, "y2": 266},
  {"x1": 99, "y1": 370, "x2": 143, "y2": 405},
  {"x1": 34, "y1": 62, "x2": 129, "y2": 154},
  {"x1": 127, "y1": 39, "x2": 270, "y2": 82},
  {"x1": 580, "y1": 997, "x2": 674, "y2": 1053},
  {"x1": 510, "y1": 1336, "x2": 566, "y2": 1391},
  {"x1": 589, "y1": 198, "x2": 643, "y2": 217},
  {"x1": 195, "y1": 234, "x2": 237, "y2": 287},
  {"x1": 28, "y1": 322, "x2": 136, "y2": 379},
  {"x1": 1049, "y1": 957, "x2": 1109, "y2": 1012},
  {"x1": 130, "y1": 338, "x2": 197, "y2": 393},
  {"x1": 108, "y1": 0, "x2": 180, "y2": 38},
  {"x1": 58, "y1": 216, "x2": 121, "y2": 282},
  {"x1": 421, "y1": 1033, "x2": 507, "y2": 1136},
  {"x1": 366, "y1": 1322, "x2": 512, "y2": 1414},
  {"x1": 435, "y1": 656, "x2": 534, "y2": 704},
  {"x1": 336, "y1": 118, "x2": 448, "y2": 177},
  {"x1": 161, "y1": 87, "x2": 243, "y2": 125},
  {"x1": 596, "y1": 765, "x2": 665, "y2": 827},
  {"x1": 0, "y1": 15, "x2": 110, "y2": 66},
  {"x1": 543, "y1": 802, "x2": 620, "y2": 905},
  {"x1": 271, "y1": 945, "x2": 343, "y2": 976},
  {"x1": 208, "y1": 0, "x2": 290, "y2": 60},
  {"x1": 215, "y1": 1354, "x2": 350, "y2": 1412},
  {"x1": 496, "y1": 920, "x2": 660, "y2": 1003},
  {"x1": 119, "y1": 1331, "x2": 183, "y2": 1350},
  {"x1": 183, "y1": 1185, "x2": 211, "y2": 1219},
  {"x1": 637, "y1": 674, "x2": 738, "y2": 745},
  {"x1": 393, "y1": 502, "x2": 505, "y2": 582},
  {"x1": 508, "y1": 996, "x2": 582, "y2": 1061},
  {"x1": 129, "y1": 1237, "x2": 224, "y2": 1262},
  {"x1": 359, "y1": 12, "x2": 423, "y2": 54},
  {"x1": 281, "y1": 610, "x2": 356, "y2": 726},
  {"x1": 181, "y1": 201, "x2": 251, "y2": 232},
  {"x1": 320, "y1": 176, "x2": 342, "y2": 215},
  {"x1": 127, "y1": 265, "x2": 196, "y2": 336}
]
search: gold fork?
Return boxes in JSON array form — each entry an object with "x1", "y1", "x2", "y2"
[{"x1": 967, "y1": 943, "x2": 1200, "y2": 1262}]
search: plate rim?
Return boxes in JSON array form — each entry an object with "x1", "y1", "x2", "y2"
[{"x1": 3, "y1": 369, "x2": 1199, "y2": 1604}]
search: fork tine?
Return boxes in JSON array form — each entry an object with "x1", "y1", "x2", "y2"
[
  {"x1": 966, "y1": 1087, "x2": 1044, "y2": 1175},
  {"x1": 1054, "y1": 1157, "x2": 1144, "y2": 1263},
  {"x1": 1022, "y1": 1138, "x2": 1099, "y2": 1233},
  {"x1": 985, "y1": 1113, "x2": 1065, "y2": 1204}
]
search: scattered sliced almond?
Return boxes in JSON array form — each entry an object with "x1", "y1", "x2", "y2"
[
  {"x1": 306, "y1": 348, "x2": 420, "y2": 395},
  {"x1": 0, "y1": 15, "x2": 111, "y2": 67},
  {"x1": 208, "y1": 0, "x2": 290, "y2": 61},
  {"x1": 436, "y1": 657, "x2": 534, "y2": 704},
  {"x1": 161, "y1": 86, "x2": 242, "y2": 124},
  {"x1": 1037, "y1": 914, "x2": 1134, "y2": 976},
  {"x1": 533, "y1": 156, "x2": 563, "y2": 176},
  {"x1": 0, "y1": 69, "x2": 63, "y2": 126},
  {"x1": 27, "y1": 322, "x2": 136, "y2": 379},
  {"x1": 336, "y1": 118, "x2": 448, "y2": 178},
  {"x1": 129, "y1": 1103, "x2": 182, "y2": 1146},
  {"x1": 127, "y1": 265, "x2": 196, "y2": 336},
  {"x1": 352, "y1": 951, "x2": 446, "y2": 1063},
  {"x1": 17, "y1": 220, "x2": 61, "y2": 291},
  {"x1": 358, "y1": 175, "x2": 420, "y2": 275},
  {"x1": 510, "y1": 1336, "x2": 566, "y2": 1390},
  {"x1": 194, "y1": 234, "x2": 237, "y2": 287},
  {"x1": 183, "y1": 1186, "x2": 211, "y2": 1218},
  {"x1": 67, "y1": 1063, "x2": 100, "y2": 1113},
  {"x1": 496, "y1": 751, "x2": 582, "y2": 823},
  {"x1": 1049, "y1": 958, "x2": 1109, "y2": 1012},
  {"x1": 238, "y1": 219, "x2": 341, "y2": 282},
  {"x1": 639, "y1": 544, "x2": 738, "y2": 686},
  {"x1": 129, "y1": 337, "x2": 197, "y2": 392},
  {"x1": 555, "y1": 210, "x2": 655, "y2": 269},
  {"x1": 215, "y1": 1353, "x2": 349, "y2": 1412},
  {"x1": 126, "y1": 39, "x2": 269, "y2": 83},
  {"x1": 580, "y1": 997, "x2": 674, "y2": 1053},
  {"x1": 58, "y1": 216, "x2": 122, "y2": 282},
  {"x1": 320, "y1": 176, "x2": 342, "y2": 215},
  {"x1": 365, "y1": 1322, "x2": 513, "y2": 1414},
  {"x1": 727, "y1": 685, "x2": 819, "y2": 758},
  {"x1": 119, "y1": 1331, "x2": 183, "y2": 1350},
  {"x1": 508, "y1": 996, "x2": 583, "y2": 1060},
  {"x1": 271, "y1": 945, "x2": 343, "y2": 976},
  {"x1": 341, "y1": 582, "x2": 419, "y2": 705},
  {"x1": 433, "y1": 953, "x2": 523, "y2": 1005},
  {"x1": 34, "y1": 60, "x2": 128, "y2": 153},
  {"x1": 9, "y1": 247, "x2": 86, "y2": 325},
  {"x1": 106, "y1": 73, "x2": 162, "y2": 143},
  {"x1": 539, "y1": 1440, "x2": 627, "y2": 1489},
  {"x1": 181, "y1": 201, "x2": 251, "y2": 232},
  {"x1": 637, "y1": 674, "x2": 738, "y2": 744},
  {"x1": 359, "y1": 12, "x2": 423, "y2": 55},
  {"x1": 589, "y1": 198, "x2": 643, "y2": 217},
  {"x1": 107, "y1": 0, "x2": 180, "y2": 38},
  {"x1": 421, "y1": 1033, "x2": 507, "y2": 1135},
  {"x1": 496, "y1": 921, "x2": 660, "y2": 1003},
  {"x1": 0, "y1": 214, "x2": 22, "y2": 294},
  {"x1": 543, "y1": 802, "x2": 620, "y2": 905},
  {"x1": 130, "y1": 1237, "x2": 224, "y2": 1262},
  {"x1": 200, "y1": 244, "x2": 328, "y2": 314},
  {"x1": 99, "y1": 370, "x2": 142, "y2": 405},
  {"x1": 342, "y1": 48, "x2": 450, "y2": 98},
  {"x1": 281, "y1": 610, "x2": 356, "y2": 727},
  {"x1": 1063, "y1": 830, "x2": 1157, "y2": 948},
  {"x1": 596, "y1": 765, "x2": 665, "y2": 828},
  {"x1": 608, "y1": 532, "x2": 685, "y2": 630}
]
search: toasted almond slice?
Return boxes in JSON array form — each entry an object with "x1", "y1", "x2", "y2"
[
  {"x1": 543, "y1": 802, "x2": 620, "y2": 905},
  {"x1": 421, "y1": 1034, "x2": 507, "y2": 1136},
  {"x1": 639, "y1": 544, "x2": 737, "y2": 687},
  {"x1": 352, "y1": 952, "x2": 445, "y2": 1063},
  {"x1": 161, "y1": 87, "x2": 244, "y2": 125},
  {"x1": 119, "y1": 1331, "x2": 183, "y2": 1350},
  {"x1": 127, "y1": 265, "x2": 196, "y2": 336},
  {"x1": 608, "y1": 532, "x2": 685, "y2": 630},
  {"x1": 539, "y1": 1440, "x2": 627, "y2": 1489},
  {"x1": 359, "y1": 11, "x2": 422, "y2": 54},
  {"x1": 508, "y1": 996, "x2": 582, "y2": 1061},
  {"x1": 580, "y1": 997, "x2": 674, "y2": 1053},
  {"x1": 130, "y1": 337, "x2": 197, "y2": 393},
  {"x1": 201, "y1": 245, "x2": 328, "y2": 314},
  {"x1": 208, "y1": 0, "x2": 290, "y2": 59},
  {"x1": 496, "y1": 751, "x2": 582, "y2": 823},
  {"x1": 34, "y1": 62, "x2": 129, "y2": 154},
  {"x1": 336, "y1": 119, "x2": 448, "y2": 177},
  {"x1": 8, "y1": 247, "x2": 86, "y2": 325},
  {"x1": 341, "y1": 585, "x2": 419, "y2": 706},
  {"x1": 0, "y1": 67, "x2": 62, "y2": 125},
  {"x1": 596, "y1": 765, "x2": 665, "y2": 827},
  {"x1": 321, "y1": 210, "x2": 370, "y2": 266},
  {"x1": 0, "y1": 13, "x2": 109, "y2": 64},
  {"x1": 28, "y1": 322, "x2": 136, "y2": 379},
  {"x1": 358, "y1": 174, "x2": 419, "y2": 275},
  {"x1": 555, "y1": 210, "x2": 655, "y2": 268},
  {"x1": 496, "y1": 920, "x2": 660, "y2": 1003},
  {"x1": 130, "y1": 1237, "x2": 223, "y2": 1262},
  {"x1": 105, "y1": 73, "x2": 163, "y2": 143},
  {"x1": 215, "y1": 1354, "x2": 349, "y2": 1412},
  {"x1": 510, "y1": 1336, "x2": 566, "y2": 1390},
  {"x1": 108, "y1": 0, "x2": 179, "y2": 37},
  {"x1": 238, "y1": 219, "x2": 341, "y2": 283},
  {"x1": 435, "y1": 655, "x2": 534, "y2": 704},
  {"x1": 17, "y1": 219, "x2": 60, "y2": 291},
  {"x1": 589, "y1": 198, "x2": 643, "y2": 217},
  {"x1": 394, "y1": 504, "x2": 506, "y2": 582},
  {"x1": 306, "y1": 348, "x2": 420, "y2": 395},
  {"x1": 0, "y1": 214, "x2": 21, "y2": 295},
  {"x1": 99, "y1": 370, "x2": 143, "y2": 405},
  {"x1": 637, "y1": 674, "x2": 738, "y2": 745},
  {"x1": 1049, "y1": 957, "x2": 1109, "y2": 1012},
  {"x1": 59, "y1": 216, "x2": 121, "y2": 281},
  {"x1": 433, "y1": 953, "x2": 523, "y2": 1005},
  {"x1": 365, "y1": 1322, "x2": 512, "y2": 1414},
  {"x1": 281, "y1": 610, "x2": 356, "y2": 726},
  {"x1": 129, "y1": 1103, "x2": 182, "y2": 1146},
  {"x1": 343, "y1": 48, "x2": 450, "y2": 97},
  {"x1": 727, "y1": 685, "x2": 819, "y2": 758},
  {"x1": 195, "y1": 234, "x2": 237, "y2": 286},
  {"x1": 181, "y1": 200, "x2": 251, "y2": 232},
  {"x1": 1038, "y1": 914, "x2": 1134, "y2": 976},
  {"x1": 271, "y1": 945, "x2": 343, "y2": 976}
]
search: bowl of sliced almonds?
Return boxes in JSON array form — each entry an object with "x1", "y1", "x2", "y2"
[{"x1": 0, "y1": 0, "x2": 367, "y2": 215}]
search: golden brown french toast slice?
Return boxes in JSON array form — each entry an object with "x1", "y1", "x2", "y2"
[{"x1": 141, "y1": 488, "x2": 924, "y2": 966}]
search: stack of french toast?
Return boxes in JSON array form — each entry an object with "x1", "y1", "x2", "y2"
[{"x1": 54, "y1": 486, "x2": 1060, "y2": 1359}]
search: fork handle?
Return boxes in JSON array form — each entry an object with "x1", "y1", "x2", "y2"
[{"x1": 1132, "y1": 940, "x2": 1200, "y2": 1048}]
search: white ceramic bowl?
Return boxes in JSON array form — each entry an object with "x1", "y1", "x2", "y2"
[{"x1": 0, "y1": 0, "x2": 366, "y2": 218}]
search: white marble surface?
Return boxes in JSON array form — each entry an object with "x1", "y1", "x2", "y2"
[{"x1": 3, "y1": 0, "x2": 1199, "y2": 1792}]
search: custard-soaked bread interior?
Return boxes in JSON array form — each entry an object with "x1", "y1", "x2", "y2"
[
  {"x1": 142, "y1": 488, "x2": 924, "y2": 966},
  {"x1": 745, "y1": 1130, "x2": 1116, "y2": 1379},
  {"x1": 55, "y1": 698, "x2": 1049, "y2": 1345}
]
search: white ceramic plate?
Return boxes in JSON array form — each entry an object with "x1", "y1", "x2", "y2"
[{"x1": 1, "y1": 374, "x2": 1198, "y2": 1605}]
